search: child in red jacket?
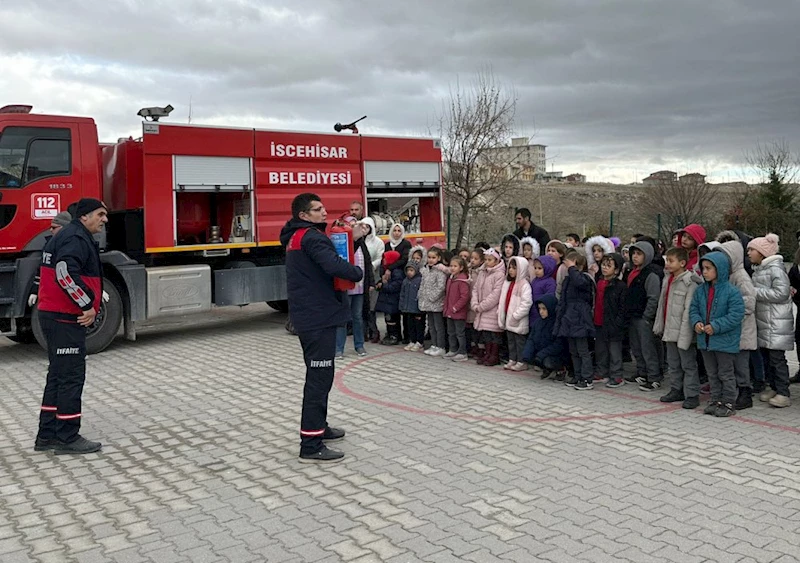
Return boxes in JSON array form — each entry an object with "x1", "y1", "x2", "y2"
[{"x1": 444, "y1": 256, "x2": 471, "y2": 362}]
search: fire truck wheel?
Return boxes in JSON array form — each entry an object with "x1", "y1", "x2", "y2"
[
  {"x1": 31, "y1": 279, "x2": 123, "y2": 355},
  {"x1": 267, "y1": 300, "x2": 289, "y2": 313}
]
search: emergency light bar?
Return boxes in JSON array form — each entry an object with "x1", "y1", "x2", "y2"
[{"x1": 0, "y1": 105, "x2": 33, "y2": 114}]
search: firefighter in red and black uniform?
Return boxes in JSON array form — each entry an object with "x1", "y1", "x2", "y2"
[
  {"x1": 279, "y1": 193, "x2": 364, "y2": 463},
  {"x1": 34, "y1": 198, "x2": 108, "y2": 455}
]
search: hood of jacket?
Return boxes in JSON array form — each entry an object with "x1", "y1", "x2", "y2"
[
  {"x1": 678, "y1": 224, "x2": 707, "y2": 247},
  {"x1": 279, "y1": 218, "x2": 324, "y2": 246},
  {"x1": 501, "y1": 233, "x2": 521, "y2": 257},
  {"x1": 535, "y1": 254, "x2": 557, "y2": 279},
  {"x1": 509, "y1": 256, "x2": 531, "y2": 284},
  {"x1": 409, "y1": 244, "x2": 427, "y2": 263},
  {"x1": 405, "y1": 261, "x2": 421, "y2": 277},
  {"x1": 630, "y1": 241, "x2": 654, "y2": 268},
  {"x1": 360, "y1": 217, "x2": 378, "y2": 243},
  {"x1": 519, "y1": 236, "x2": 540, "y2": 258},
  {"x1": 700, "y1": 251, "x2": 731, "y2": 285},
  {"x1": 718, "y1": 241, "x2": 744, "y2": 272},
  {"x1": 585, "y1": 236, "x2": 615, "y2": 267},
  {"x1": 698, "y1": 240, "x2": 722, "y2": 256},
  {"x1": 536, "y1": 293, "x2": 558, "y2": 317}
]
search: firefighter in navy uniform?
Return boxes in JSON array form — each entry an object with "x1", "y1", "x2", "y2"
[
  {"x1": 279, "y1": 193, "x2": 364, "y2": 463},
  {"x1": 34, "y1": 198, "x2": 108, "y2": 455}
]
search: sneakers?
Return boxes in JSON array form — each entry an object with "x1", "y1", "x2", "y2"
[
  {"x1": 428, "y1": 347, "x2": 446, "y2": 357},
  {"x1": 593, "y1": 373, "x2": 608, "y2": 383},
  {"x1": 574, "y1": 379, "x2": 594, "y2": 390},
  {"x1": 703, "y1": 401, "x2": 720, "y2": 415},
  {"x1": 412, "y1": 342, "x2": 424, "y2": 352},
  {"x1": 403, "y1": 342, "x2": 415, "y2": 351},
  {"x1": 53, "y1": 435, "x2": 102, "y2": 455},
  {"x1": 335, "y1": 352, "x2": 344, "y2": 360},
  {"x1": 634, "y1": 376, "x2": 647, "y2": 385},
  {"x1": 424, "y1": 346, "x2": 439, "y2": 356},
  {"x1": 554, "y1": 369, "x2": 567, "y2": 382},
  {"x1": 322, "y1": 427, "x2": 345, "y2": 442},
  {"x1": 34, "y1": 437, "x2": 57, "y2": 452},
  {"x1": 639, "y1": 381, "x2": 662, "y2": 392},
  {"x1": 605, "y1": 378, "x2": 625, "y2": 388},
  {"x1": 715, "y1": 402, "x2": 736, "y2": 417},
  {"x1": 510, "y1": 362, "x2": 528, "y2": 372},
  {"x1": 564, "y1": 376, "x2": 579, "y2": 388},
  {"x1": 659, "y1": 388, "x2": 685, "y2": 403},
  {"x1": 790, "y1": 370, "x2": 800, "y2": 385},
  {"x1": 769, "y1": 394, "x2": 791, "y2": 408},
  {"x1": 381, "y1": 335, "x2": 400, "y2": 346},
  {"x1": 759, "y1": 389, "x2": 777, "y2": 402},
  {"x1": 735, "y1": 388, "x2": 753, "y2": 410},
  {"x1": 298, "y1": 446, "x2": 344, "y2": 464},
  {"x1": 502, "y1": 360, "x2": 515, "y2": 370},
  {"x1": 700, "y1": 383, "x2": 711, "y2": 394},
  {"x1": 682, "y1": 396, "x2": 700, "y2": 409},
  {"x1": 540, "y1": 369, "x2": 553, "y2": 380},
  {"x1": 444, "y1": 351, "x2": 457, "y2": 359},
  {"x1": 356, "y1": 348, "x2": 367, "y2": 357},
  {"x1": 451, "y1": 354, "x2": 469, "y2": 362}
]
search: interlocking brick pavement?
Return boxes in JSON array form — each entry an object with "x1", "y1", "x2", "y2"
[{"x1": 2, "y1": 304, "x2": 800, "y2": 562}]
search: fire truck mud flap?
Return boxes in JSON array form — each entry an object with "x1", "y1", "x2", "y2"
[{"x1": 214, "y1": 264, "x2": 286, "y2": 307}]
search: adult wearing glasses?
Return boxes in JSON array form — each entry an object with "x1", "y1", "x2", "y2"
[{"x1": 280, "y1": 193, "x2": 364, "y2": 463}]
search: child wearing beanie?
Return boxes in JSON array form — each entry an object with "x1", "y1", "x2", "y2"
[{"x1": 747, "y1": 234, "x2": 794, "y2": 408}]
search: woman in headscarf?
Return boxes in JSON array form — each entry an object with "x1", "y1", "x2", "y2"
[{"x1": 383, "y1": 223, "x2": 411, "y2": 342}]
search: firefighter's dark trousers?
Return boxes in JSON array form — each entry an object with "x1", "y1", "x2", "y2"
[
  {"x1": 37, "y1": 314, "x2": 87, "y2": 444},
  {"x1": 298, "y1": 326, "x2": 336, "y2": 454}
]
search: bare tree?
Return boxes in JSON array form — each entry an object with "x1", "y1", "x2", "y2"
[
  {"x1": 638, "y1": 174, "x2": 720, "y2": 236},
  {"x1": 746, "y1": 140, "x2": 800, "y2": 212},
  {"x1": 434, "y1": 69, "x2": 525, "y2": 248}
]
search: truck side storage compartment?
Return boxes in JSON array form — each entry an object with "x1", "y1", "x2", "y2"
[{"x1": 146, "y1": 265, "x2": 212, "y2": 319}]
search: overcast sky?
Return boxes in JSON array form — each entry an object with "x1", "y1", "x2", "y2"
[{"x1": 2, "y1": 0, "x2": 798, "y2": 184}]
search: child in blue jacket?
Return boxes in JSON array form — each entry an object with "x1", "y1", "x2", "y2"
[
  {"x1": 399, "y1": 262, "x2": 424, "y2": 351},
  {"x1": 376, "y1": 250, "x2": 405, "y2": 345},
  {"x1": 690, "y1": 251, "x2": 745, "y2": 417},
  {"x1": 524, "y1": 295, "x2": 568, "y2": 379}
]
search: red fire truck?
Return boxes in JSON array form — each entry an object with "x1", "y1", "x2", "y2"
[{"x1": 0, "y1": 104, "x2": 445, "y2": 353}]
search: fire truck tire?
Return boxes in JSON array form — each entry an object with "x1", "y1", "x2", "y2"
[
  {"x1": 267, "y1": 300, "x2": 289, "y2": 313},
  {"x1": 31, "y1": 279, "x2": 123, "y2": 355}
]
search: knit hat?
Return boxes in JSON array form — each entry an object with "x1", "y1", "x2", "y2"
[
  {"x1": 610, "y1": 237, "x2": 621, "y2": 249},
  {"x1": 51, "y1": 211, "x2": 72, "y2": 227},
  {"x1": 747, "y1": 233, "x2": 780, "y2": 258},
  {"x1": 75, "y1": 198, "x2": 107, "y2": 218},
  {"x1": 384, "y1": 250, "x2": 401, "y2": 267}
]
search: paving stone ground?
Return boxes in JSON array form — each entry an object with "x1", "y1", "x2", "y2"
[{"x1": 2, "y1": 304, "x2": 800, "y2": 563}]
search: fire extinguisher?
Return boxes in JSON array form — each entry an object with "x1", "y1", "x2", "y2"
[{"x1": 329, "y1": 224, "x2": 355, "y2": 292}]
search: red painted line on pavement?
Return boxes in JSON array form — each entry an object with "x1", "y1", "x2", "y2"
[
  {"x1": 334, "y1": 350, "x2": 681, "y2": 424},
  {"x1": 731, "y1": 415, "x2": 800, "y2": 434}
]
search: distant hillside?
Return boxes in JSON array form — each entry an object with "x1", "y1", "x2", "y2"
[{"x1": 450, "y1": 181, "x2": 753, "y2": 246}]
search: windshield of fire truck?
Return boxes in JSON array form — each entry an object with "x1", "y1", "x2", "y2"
[{"x1": 0, "y1": 126, "x2": 71, "y2": 188}]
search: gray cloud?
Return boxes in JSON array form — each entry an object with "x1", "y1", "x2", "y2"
[{"x1": 1, "y1": 0, "x2": 798, "y2": 182}]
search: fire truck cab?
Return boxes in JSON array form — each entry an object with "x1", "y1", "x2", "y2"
[{"x1": 0, "y1": 105, "x2": 444, "y2": 353}]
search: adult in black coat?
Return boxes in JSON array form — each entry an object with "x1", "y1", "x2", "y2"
[
  {"x1": 513, "y1": 207, "x2": 551, "y2": 251},
  {"x1": 279, "y1": 193, "x2": 363, "y2": 463}
]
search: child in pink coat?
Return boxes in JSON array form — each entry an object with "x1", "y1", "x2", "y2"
[
  {"x1": 471, "y1": 248, "x2": 506, "y2": 366},
  {"x1": 444, "y1": 256, "x2": 471, "y2": 362}
]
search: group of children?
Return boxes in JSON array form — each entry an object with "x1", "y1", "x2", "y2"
[{"x1": 365, "y1": 222, "x2": 799, "y2": 417}]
